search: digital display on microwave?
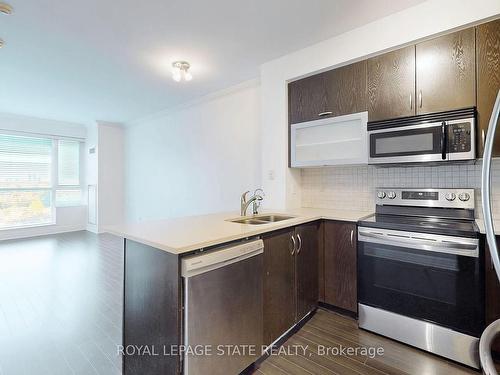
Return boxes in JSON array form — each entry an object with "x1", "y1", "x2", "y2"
[{"x1": 402, "y1": 191, "x2": 439, "y2": 200}]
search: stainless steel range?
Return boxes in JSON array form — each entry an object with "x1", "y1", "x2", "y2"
[{"x1": 357, "y1": 188, "x2": 484, "y2": 369}]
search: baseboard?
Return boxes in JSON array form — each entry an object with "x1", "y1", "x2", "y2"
[
  {"x1": 241, "y1": 308, "x2": 317, "y2": 374},
  {"x1": 318, "y1": 301, "x2": 358, "y2": 319},
  {"x1": 0, "y1": 225, "x2": 87, "y2": 241}
]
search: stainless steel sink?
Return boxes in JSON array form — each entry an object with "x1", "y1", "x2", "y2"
[
  {"x1": 256, "y1": 214, "x2": 295, "y2": 222},
  {"x1": 229, "y1": 218, "x2": 269, "y2": 225},
  {"x1": 227, "y1": 214, "x2": 296, "y2": 225}
]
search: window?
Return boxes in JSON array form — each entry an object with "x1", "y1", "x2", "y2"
[
  {"x1": 56, "y1": 140, "x2": 82, "y2": 207},
  {"x1": 58, "y1": 140, "x2": 80, "y2": 186},
  {"x1": 0, "y1": 133, "x2": 83, "y2": 230},
  {"x1": 0, "y1": 134, "x2": 53, "y2": 228}
]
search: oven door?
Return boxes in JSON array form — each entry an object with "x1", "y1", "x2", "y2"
[
  {"x1": 357, "y1": 227, "x2": 484, "y2": 337},
  {"x1": 369, "y1": 122, "x2": 445, "y2": 164}
]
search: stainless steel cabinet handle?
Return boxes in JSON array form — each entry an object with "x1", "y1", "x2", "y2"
[
  {"x1": 419, "y1": 90, "x2": 423, "y2": 108},
  {"x1": 410, "y1": 93, "x2": 413, "y2": 110},
  {"x1": 318, "y1": 111, "x2": 333, "y2": 117},
  {"x1": 290, "y1": 235, "x2": 296, "y2": 256},
  {"x1": 296, "y1": 233, "x2": 302, "y2": 254},
  {"x1": 482, "y1": 129, "x2": 486, "y2": 150},
  {"x1": 350, "y1": 230, "x2": 354, "y2": 246}
]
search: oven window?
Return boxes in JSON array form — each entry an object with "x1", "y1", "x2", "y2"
[
  {"x1": 375, "y1": 133, "x2": 433, "y2": 154},
  {"x1": 358, "y1": 240, "x2": 484, "y2": 336},
  {"x1": 370, "y1": 125, "x2": 442, "y2": 158}
]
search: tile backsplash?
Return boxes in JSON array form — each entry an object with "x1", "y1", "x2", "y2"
[{"x1": 301, "y1": 160, "x2": 500, "y2": 218}]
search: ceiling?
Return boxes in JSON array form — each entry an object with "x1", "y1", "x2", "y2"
[{"x1": 0, "y1": 0, "x2": 425, "y2": 125}]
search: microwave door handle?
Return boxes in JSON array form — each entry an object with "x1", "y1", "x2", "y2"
[{"x1": 441, "y1": 121, "x2": 447, "y2": 160}]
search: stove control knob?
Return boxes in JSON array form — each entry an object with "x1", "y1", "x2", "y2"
[
  {"x1": 377, "y1": 191, "x2": 386, "y2": 199},
  {"x1": 445, "y1": 192, "x2": 456, "y2": 201},
  {"x1": 387, "y1": 191, "x2": 396, "y2": 199},
  {"x1": 459, "y1": 192, "x2": 470, "y2": 202}
]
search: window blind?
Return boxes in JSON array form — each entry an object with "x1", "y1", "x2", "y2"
[
  {"x1": 56, "y1": 140, "x2": 82, "y2": 207},
  {"x1": 0, "y1": 134, "x2": 53, "y2": 228},
  {"x1": 58, "y1": 140, "x2": 80, "y2": 186}
]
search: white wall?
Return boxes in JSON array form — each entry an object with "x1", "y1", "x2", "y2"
[
  {"x1": 125, "y1": 80, "x2": 261, "y2": 221},
  {"x1": 98, "y1": 123, "x2": 125, "y2": 227},
  {"x1": 0, "y1": 112, "x2": 88, "y2": 240},
  {"x1": 85, "y1": 122, "x2": 125, "y2": 233},
  {"x1": 260, "y1": 0, "x2": 500, "y2": 210}
]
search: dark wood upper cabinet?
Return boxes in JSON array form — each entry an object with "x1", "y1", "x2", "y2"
[
  {"x1": 416, "y1": 28, "x2": 476, "y2": 115},
  {"x1": 324, "y1": 221, "x2": 357, "y2": 313},
  {"x1": 295, "y1": 222, "x2": 319, "y2": 321},
  {"x1": 263, "y1": 228, "x2": 296, "y2": 346},
  {"x1": 326, "y1": 60, "x2": 367, "y2": 118},
  {"x1": 477, "y1": 18, "x2": 500, "y2": 157},
  {"x1": 288, "y1": 73, "x2": 330, "y2": 124},
  {"x1": 367, "y1": 46, "x2": 416, "y2": 121},
  {"x1": 288, "y1": 61, "x2": 367, "y2": 124}
]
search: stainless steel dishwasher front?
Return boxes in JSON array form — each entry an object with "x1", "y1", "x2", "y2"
[{"x1": 181, "y1": 239, "x2": 264, "y2": 375}]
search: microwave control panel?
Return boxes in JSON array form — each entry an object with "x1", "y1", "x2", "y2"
[{"x1": 448, "y1": 122, "x2": 471, "y2": 153}]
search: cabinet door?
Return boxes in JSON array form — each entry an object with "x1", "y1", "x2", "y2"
[
  {"x1": 416, "y1": 28, "x2": 476, "y2": 114},
  {"x1": 318, "y1": 221, "x2": 325, "y2": 303},
  {"x1": 477, "y1": 19, "x2": 500, "y2": 157},
  {"x1": 486, "y1": 239, "x2": 500, "y2": 353},
  {"x1": 367, "y1": 46, "x2": 416, "y2": 121},
  {"x1": 324, "y1": 221, "x2": 357, "y2": 312},
  {"x1": 288, "y1": 73, "x2": 330, "y2": 124},
  {"x1": 263, "y1": 228, "x2": 296, "y2": 346},
  {"x1": 326, "y1": 60, "x2": 367, "y2": 117},
  {"x1": 295, "y1": 222, "x2": 319, "y2": 321}
]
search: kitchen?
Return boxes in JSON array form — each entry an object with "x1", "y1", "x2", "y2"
[{"x1": 0, "y1": 1, "x2": 500, "y2": 375}]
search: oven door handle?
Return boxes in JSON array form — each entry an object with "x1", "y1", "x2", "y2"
[{"x1": 358, "y1": 229, "x2": 478, "y2": 257}]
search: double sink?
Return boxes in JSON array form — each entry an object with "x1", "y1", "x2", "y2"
[{"x1": 227, "y1": 214, "x2": 295, "y2": 225}]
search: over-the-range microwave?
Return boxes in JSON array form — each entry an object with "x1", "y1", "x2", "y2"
[{"x1": 368, "y1": 108, "x2": 476, "y2": 165}]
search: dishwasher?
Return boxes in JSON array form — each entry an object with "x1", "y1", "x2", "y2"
[{"x1": 181, "y1": 239, "x2": 264, "y2": 375}]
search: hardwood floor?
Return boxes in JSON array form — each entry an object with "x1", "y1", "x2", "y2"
[
  {"x1": 0, "y1": 231, "x2": 123, "y2": 375},
  {"x1": 0, "y1": 231, "x2": 490, "y2": 375},
  {"x1": 253, "y1": 309, "x2": 479, "y2": 375}
]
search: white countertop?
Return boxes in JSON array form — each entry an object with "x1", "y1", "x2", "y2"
[{"x1": 105, "y1": 208, "x2": 372, "y2": 255}]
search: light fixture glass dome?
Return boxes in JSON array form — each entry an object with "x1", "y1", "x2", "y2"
[{"x1": 172, "y1": 61, "x2": 192, "y2": 82}]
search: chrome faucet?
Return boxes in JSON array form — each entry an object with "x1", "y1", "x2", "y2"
[{"x1": 240, "y1": 189, "x2": 265, "y2": 216}]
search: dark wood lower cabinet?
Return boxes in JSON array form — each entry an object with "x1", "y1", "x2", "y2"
[
  {"x1": 123, "y1": 240, "x2": 181, "y2": 375},
  {"x1": 263, "y1": 228, "x2": 296, "y2": 346},
  {"x1": 263, "y1": 223, "x2": 319, "y2": 346},
  {"x1": 318, "y1": 221, "x2": 325, "y2": 302},
  {"x1": 324, "y1": 221, "x2": 357, "y2": 313},
  {"x1": 296, "y1": 222, "x2": 319, "y2": 321}
]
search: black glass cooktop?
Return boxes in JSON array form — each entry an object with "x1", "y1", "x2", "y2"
[{"x1": 358, "y1": 214, "x2": 479, "y2": 238}]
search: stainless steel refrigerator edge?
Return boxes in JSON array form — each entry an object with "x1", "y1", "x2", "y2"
[{"x1": 480, "y1": 89, "x2": 500, "y2": 375}]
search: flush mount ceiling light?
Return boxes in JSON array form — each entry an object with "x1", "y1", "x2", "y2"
[
  {"x1": 172, "y1": 61, "x2": 192, "y2": 82},
  {"x1": 0, "y1": 2, "x2": 13, "y2": 15}
]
